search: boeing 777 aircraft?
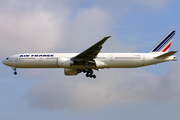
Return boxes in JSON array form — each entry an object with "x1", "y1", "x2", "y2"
[{"x1": 3, "y1": 31, "x2": 177, "y2": 78}]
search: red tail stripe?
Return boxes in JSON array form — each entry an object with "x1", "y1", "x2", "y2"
[{"x1": 162, "y1": 42, "x2": 172, "y2": 52}]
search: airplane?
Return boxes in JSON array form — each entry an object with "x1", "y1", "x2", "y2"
[{"x1": 2, "y1": 31, "x2": 177, "y2": 79}]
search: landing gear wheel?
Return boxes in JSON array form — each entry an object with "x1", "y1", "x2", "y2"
[
  {"x1": 14, "y1": 72, "x2": 17, "y2": 75},
  {"x1": 86, "y1": 73, "x2": 89, "y2": 77},
  {"x1": 12, "y1": 67, "x2": 17, "y2": 75},
  {"x1": 90, "y1": 75, "x2": 93, "y2": 78},
  {"x1": 92, "y1": 75, "x2": 96, "y2": 79},
  {"x1": 89, "y1": 70, "x2": 93, "y2": 74},
  {"x1": 84, "y1": 69, "x2": 96, "y2": 79}
]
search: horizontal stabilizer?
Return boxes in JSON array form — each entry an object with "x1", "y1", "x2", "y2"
[{"x1": 155, "y1": 51, "x2": 177, "y2": 59}]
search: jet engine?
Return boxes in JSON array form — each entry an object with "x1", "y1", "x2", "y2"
[
  {"x1": 94, "y1": 59, "x2": 108, "y2": 68},
  {"x1": 64, "y1": 68, "x2": 80, "y2": 75}
]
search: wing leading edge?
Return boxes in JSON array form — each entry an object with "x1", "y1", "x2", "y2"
[{"x1": 72, "y1": 36, "x2": 111, "y2": 61}]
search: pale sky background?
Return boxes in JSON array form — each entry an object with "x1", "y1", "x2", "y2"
[{"x1": 1, "y1": 0, "x2": 180, "y2": 120}]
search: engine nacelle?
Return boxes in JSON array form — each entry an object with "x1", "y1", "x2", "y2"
[
  {"x1": 64, "y1": 68, "x2": 80, "y2": 76},
  {"x1": 57, "y1": 58, "x2": 74, "y2": 67},
  {"x1": 94, "y1": 59, "x2": 108, "y2": 68}
]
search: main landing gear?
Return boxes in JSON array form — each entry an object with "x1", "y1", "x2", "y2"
[
  {"x1": 12, "y1": 67, "x2": 17, "y2": 75},
  {"x1": 81, "y1": 69, "x2": 96, "y2": 79}
]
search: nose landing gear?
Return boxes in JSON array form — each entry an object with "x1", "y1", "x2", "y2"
[
  {"x1": 12, "y1": 67, "x2": 17, "y2": 75},
  {"x1": 14, "y1": 72, "x2": 17, "y2": 75}
]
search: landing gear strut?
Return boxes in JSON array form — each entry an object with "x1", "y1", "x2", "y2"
[
  {"x1": 12, "y1": 67, "x2": 17, "y2": 75},
  {"x1": 82, "y1": 69, "x2": 96, "y2": 79}
]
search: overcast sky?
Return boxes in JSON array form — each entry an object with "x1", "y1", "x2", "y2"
[{"x1": 1, "y1": 0, "x2": 180, "y2": 120}]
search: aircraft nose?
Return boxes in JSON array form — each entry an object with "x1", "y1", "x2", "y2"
[
  {"x1": 2, "y1": 59, "x2": 8, "y2": 65},
  {"x1": 2, "y1": 60, "x2": 5, "y2": 65}
]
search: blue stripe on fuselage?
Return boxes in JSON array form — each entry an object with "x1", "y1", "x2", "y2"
[{"x1": 152, "y1": 31, "x2": 175, "y2": 52}]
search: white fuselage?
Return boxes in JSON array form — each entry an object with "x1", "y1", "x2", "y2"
[
  {"x1": 2, "y1": 53, "x2": 176, "y2": 69},
  {"x1": 2, "y1": 31, "x2": 177, "y2": 78}
]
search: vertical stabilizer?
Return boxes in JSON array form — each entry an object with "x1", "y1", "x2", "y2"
[{"x1": 149, "y1": 31, "x2": 175, "y2": 53}]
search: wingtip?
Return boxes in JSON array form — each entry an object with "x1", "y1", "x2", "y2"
[{"x1": 104, "y1": 36, "x2": 111, "y2": 39}]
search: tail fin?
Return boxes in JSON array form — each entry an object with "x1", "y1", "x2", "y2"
[{"x1": 149, "y1": 31, "x2": 175, "y2": 53}]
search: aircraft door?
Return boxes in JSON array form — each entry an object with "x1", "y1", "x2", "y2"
[
  {"x1": 142, "y1": 55, "x2": 145, "y2": 65},
  {"x1": 109, "y1": 55, "x2": 114, "y2": 61}
]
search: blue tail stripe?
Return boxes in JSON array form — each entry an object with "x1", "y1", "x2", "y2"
[
  {"x1": 156, "y1": 32, "x2": 175, "y2": 52},
  {"x1": 157, "y1": 38, "x2": 172, "y2": 52},
  {"x1": 152, "y1": 31, "x2": 175, "y2": 52}
]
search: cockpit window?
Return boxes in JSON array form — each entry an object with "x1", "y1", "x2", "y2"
[{"x1": 6, "y1": 58, "x2": 9, "y2": 60}]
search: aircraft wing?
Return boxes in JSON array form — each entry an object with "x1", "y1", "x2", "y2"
[
  {"x1": 72, "y1": 36, "x2": 111, "y2": 61},
  {"x1": 155, "y1": 51, "x2": 177, "y2": 59}
]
